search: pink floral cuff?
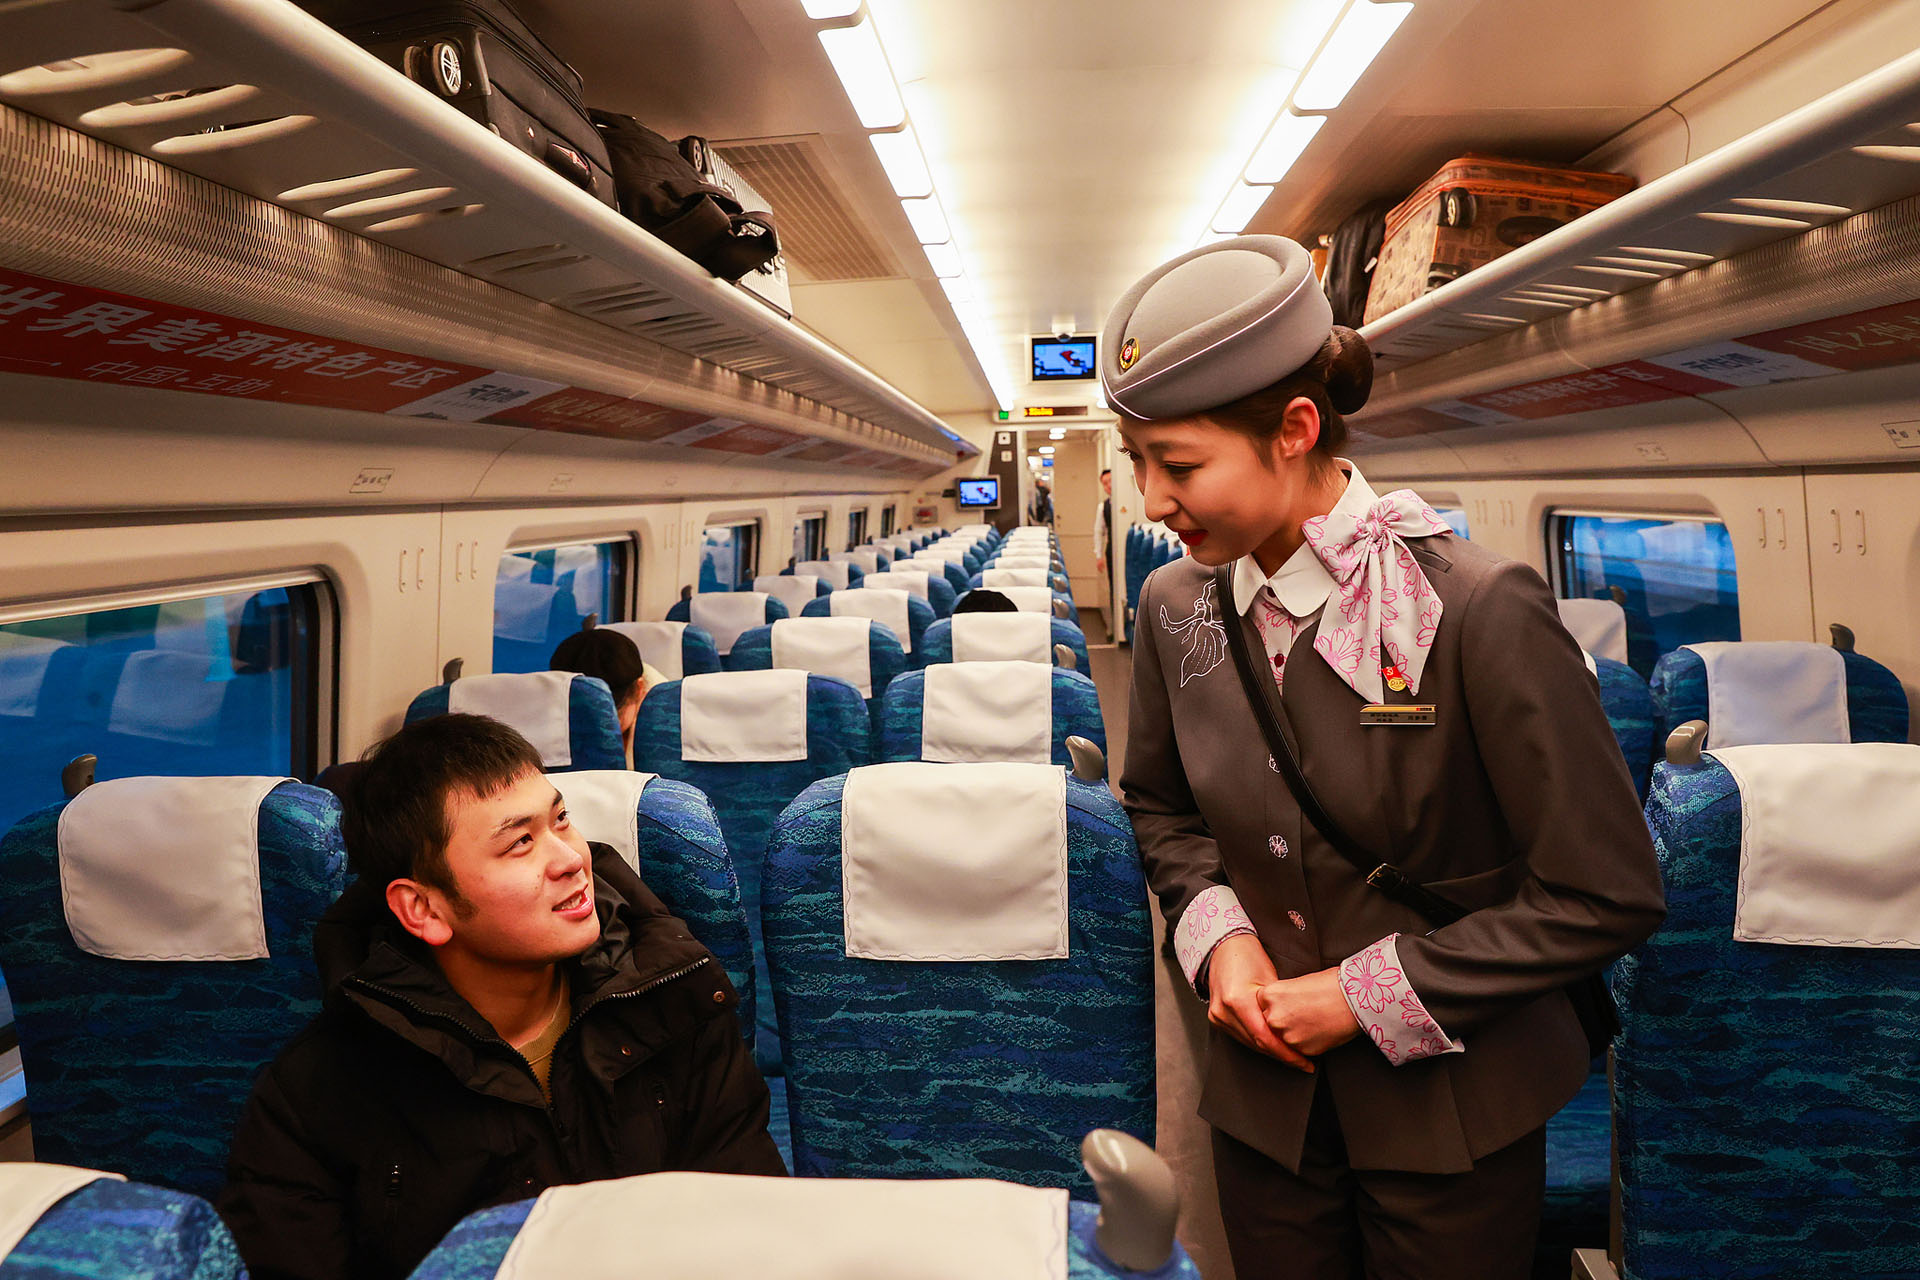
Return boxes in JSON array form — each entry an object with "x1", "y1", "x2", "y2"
[
  {"x1": 1174, "y1": 884, "x2": 1257, "y2": 998},
  {"x1": 1339, "y1": 933, "x2": 1464, "y2": 1066}
]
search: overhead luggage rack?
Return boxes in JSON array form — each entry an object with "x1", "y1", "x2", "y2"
[
  {"x1": 1353, "y1": 44, "x2": 1920, "y2": 440},
  {"x1": 0, "y1": 0, "x2": 971, "y2": 469}
]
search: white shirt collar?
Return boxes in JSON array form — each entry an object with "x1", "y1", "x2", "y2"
[{"x1": 1230, "y1": 460, "x2": 1378, "y2": 618}]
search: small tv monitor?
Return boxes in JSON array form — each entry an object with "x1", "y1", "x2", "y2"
[
  {"x1": 1032, "y1": 336, "x2": 1097, "y2": 381},
  {"x1": 956, "y1": 477, "x2": 1000, "y2": 508}
]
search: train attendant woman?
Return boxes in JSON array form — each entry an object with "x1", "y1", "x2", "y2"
[{"x1": 1106, "y1": 235, "x2": 1665, "y2": 1280}]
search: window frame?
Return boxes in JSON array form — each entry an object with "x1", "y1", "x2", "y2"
[
  {"x1": 1544, "y1": 508, "x2": 1725, "y2": 597},
  {"x1": 699, "y1": 519, "x2": 761, "y2": 591},
  {"x1": 794, "y1": 512, "x2": 827, "y2": 566},
  {"x1": 847, "y1": 508, "x2": 868, "y2": 550},
  {"x1": 881, "y1": 505, "x2": 896, "y2": 538},
  {"x1": 498, "y1": 534, "x2": 636, "y2": 627},
  {"x1": 0, "y1": 570, "x2": 335, "y2": 780}
]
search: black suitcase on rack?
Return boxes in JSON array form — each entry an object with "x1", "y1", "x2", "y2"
[{"x1": 295, "y1": 0, "x2": 617, "y2": 207}]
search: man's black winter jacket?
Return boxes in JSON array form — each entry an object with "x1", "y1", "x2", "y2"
[{"x1": 218, "y1": 843, "x2": 784, "y2": 1280}]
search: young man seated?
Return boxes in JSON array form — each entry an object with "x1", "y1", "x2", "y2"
[{"x1": 220, "y1": 714, "x2": 784, "y2": 1280}]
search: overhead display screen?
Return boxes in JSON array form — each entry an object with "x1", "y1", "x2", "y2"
[
  {"x1": 1032, "y1": 337, "x2": 1097, "y2": 381},
  {"x1": 956, "y1": 477, "x2": 1000, "y2": 508}
]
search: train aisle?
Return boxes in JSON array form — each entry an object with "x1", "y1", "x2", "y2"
[{"x1": 1088, "y1": 641, "x2": 1234, "y2": 1280}]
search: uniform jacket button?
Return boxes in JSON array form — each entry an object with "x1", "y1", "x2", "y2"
[
  {"x1": 1288, "y1": 910, "x2": 1307, "y2": 930},
  {"x1": 711, "y1": 990, "x2": 726, "y2": 1004},
  {"x1": 1269, "y1": 835, "x2": 1288, "y2": 858}
]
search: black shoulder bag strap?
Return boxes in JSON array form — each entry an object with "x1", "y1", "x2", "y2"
[{"x1": 1213, "y1": 566, "x2": 1618, "y2": 1055}]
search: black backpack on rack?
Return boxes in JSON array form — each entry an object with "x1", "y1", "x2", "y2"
[
  {"x1": 589, "y1": 110, "x2": 780, "y2": 282},
  {"x1": 1323, "y1": 199, "x2": 1392, "y2": 330}
]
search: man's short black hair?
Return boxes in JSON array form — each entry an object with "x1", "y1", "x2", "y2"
[
  {"x1": 550, "y1": 627, "x2": 645, "y2": 703},
  {"x1": 953, "y1": 588, "x2": 1018, "y2": 614},
  {"x1": 341, "y1": 714, "x2": 545, "y2": 898},
  {"x1": 1100, "y1": 468, "x2": 1111, "y2": 479}
]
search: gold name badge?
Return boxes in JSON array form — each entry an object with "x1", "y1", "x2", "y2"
[{"x1": 1359, "y1": 704, "x2": 1437, "y2": 726}]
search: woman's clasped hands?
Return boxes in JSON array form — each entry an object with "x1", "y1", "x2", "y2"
[{"x1": 1205, "y1": 934, "x2": 1361, "y2": 1072}]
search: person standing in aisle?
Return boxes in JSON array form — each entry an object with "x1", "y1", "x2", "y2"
[
  {"x1": 1029, "y1": 476, "x2": 1056, "y2": 526},
  {"x1": 1105, "y1": 235, "x2": 1665, "y2": 1280}
]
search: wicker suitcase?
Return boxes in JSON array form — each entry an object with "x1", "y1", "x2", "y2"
[{"x1": 1362, "y1": 155, "x2": 1633, "y2": 324}]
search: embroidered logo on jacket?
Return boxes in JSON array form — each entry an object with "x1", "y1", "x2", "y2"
[{"x1": 1161, "y1": 579, "x2": 1227, "y2": 687}]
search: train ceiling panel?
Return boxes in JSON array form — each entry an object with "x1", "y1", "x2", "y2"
[{"x1": 0, "y1": 0, "x2": 971, "y2": 468}]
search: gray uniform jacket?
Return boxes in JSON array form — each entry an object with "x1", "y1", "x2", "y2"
[{"x1": 1121, "y1": 535, "x2": 1665, "y2": 1175}]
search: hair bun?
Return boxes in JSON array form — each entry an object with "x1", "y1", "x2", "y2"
[{"x1": 1323, "y1": 326, "x2": 1374, "y2": 416}]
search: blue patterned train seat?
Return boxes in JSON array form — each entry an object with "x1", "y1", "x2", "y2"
[
  {"x1": 877, "y1": 666, "x2": 1105, "y2": 770},
  {"x1": 0, "y1": 778, "x2": 347, "y2": 1197},
  {"x1": 632, "y1": 671, "x2": 871, "y2": 1076},
  {"x1": 666, "y1": 591, "x2": 791, "y2": 660},
  {"x1": 1650, "y1": 641, "x2": 1908, "y2": 745},
  {"x1": 725, "y1": 619, "x2": 908, "y2": 726},
  {"x1": 800, "y1": 591, "x2": 935, "y2": 669},
  {"x1": 901, "y1": 556, "x2": 973, "y2": 596},
  {"x1": 1592, "y1": 654, "x2": 1658, "y2": 800},
  {"x1": 406, "y1": 671, "x2": 625, "y2": 772},
  {"x1": 971, "y1": 567, "x2": 1073, "y2": 596},
  {"x1": 548, "y1": 771, "x2": 754, "y2": 1043},
  {"x1": 763, "y1": 764, "x2": 1154, "y2": 1193},
  {"x1": 922, "y1": 616, "x2": 1092, "y2": 675},
  {"x1": 1616, "y1": 746, "x2": 1920, "y2": 1280},
  {"x1": 601, "y1": 620, "x2": 721, "y2": 681},
  {"x1": 861, "y1": 569, "x2": 959, "y2": 620},
  {"x1": 0, "y1": 1170, "x2": 245, "y2": 1279},
  {"x1": 411, "y1": 1179, "x2": 1197, "y2": 1280}
]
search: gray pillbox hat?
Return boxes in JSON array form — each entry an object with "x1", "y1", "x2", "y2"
[{"x1": 1101, "y1": 235, "x2": 1333, "y2": 420}]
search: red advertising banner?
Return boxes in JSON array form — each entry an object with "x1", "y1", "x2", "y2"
[
  {"x1": 0, "y1": 266, "x2": 488, "y2": 412},
  {"x1": 1737, "y1": 300, "x2": 1920, "y2": 373},
  {"x1": 482, "y1": 388, "x2": 711, "y2": 441}
]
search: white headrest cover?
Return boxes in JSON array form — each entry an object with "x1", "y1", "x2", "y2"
[
  {"x1": 831, "y1": 588, "x2": 914, "y2": 653},
  {"x1": 830, "y1": 549, "x2": 884, "y2": 575},
  {"x1": 983, "y1": 568, "x2": 1049, "y2": 589},
  {"x1": 996, "y1": 586, "x2": 1058, "y2": 614},
  {"x1": 108, "y1": 650, "x2": 229, "y2": 747},
  {"x1": 907, "y1": 556, "x2": 954, "y2": 579},
  {"x1": 1556, "y1": 599, "x2": 1628, "y2": 665},
  {"x1": 991, "y1": 555, "x2": 1055, "y2": 571},
  {"x1": 954, "y1": 524, "x2": 993, "y2": 536},
  {"x1": 864, "y1": 569, "x2": 930, "y2": 600},
  {"x1": 772, "y1": 616, "x2": 875, "y2": 699},
  {"x1": 548, "y1": 770, "x2": 660, "y2": 876},
  {"x1": 1004, "y1": 530, "x2": 1051, "y2": 543},
  {"x1": 450, "y1": 671, "x2": 577, "y2": 767},
  {"x1": 951, "y1": 612, "x2": 1053, "y2": 665},
  {"x1": 604, "y1": 621, "x2": 686, "y2": 682},
  {"x1": 922, "y1": 662, "x2": 1052, "y2": 765},
  {"x1": 689, "y1": 592, "x2": 771, "y2": 657},
  {"x1": 1714, "y1": 742, "x2": 1920, "y2": 948},
  {"x1": 58, "y1": 776, "x2": 288, "y2": 961},
  {"x1": 493, "y1": 579, "x2": 561, "y2": 643},
  {"x1": 0, "y1": 1164, "x2": 124, "y2": 1261},
  {"x1": 495, "y1": 1172, "x2": 1066, "y2": 1280},
  {"x1": 755, "y1": 574, "x2": 822, "y2": 617},
  {"x1": 842, "y1": 762, "x2": 1068, "y2": 961},
  {"x1": 933, "y1": 545, "x2": 970, "y2": 564},
  {"x1": 1686, "y1": 641, "x2": 1849, "y2": 748},
  {"x1": 0, "y1": 633, "x2": 66, "y2": 716},
  {"x1": 794, "y1": 559, "x2": 853, "y2": 590},
  {"x1": 681, "y1": 669, "x2": 809, "y2": 763}
]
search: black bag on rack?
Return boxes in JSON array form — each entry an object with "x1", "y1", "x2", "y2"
[
  {"x1": 1322, "y1": 199, "x2": 1392, "y2": 329},
  {"x1": 295, "y1": 0, "x2": 617, "y2": 207},
  {"x1": 588, "y1": 112, "x2": 779, "y2": 282},
  {"x1": 1213, "y1": 566, "x2": 1621, "y2": 1059}
]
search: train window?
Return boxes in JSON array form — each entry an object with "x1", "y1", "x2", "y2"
[
  {"x1": 0, "y1": 580, "x2": 324, "y2": 1081},
  {"x1": 699, "y1": 522, "x2": 759, "y2": 592},
  {"x1": 881, "y1": 505, "x2": 897, "y2": 537},
  {"x1": 1553, "y1": 513, "x2": 1740, "y2": 669},
  {"x1": 1432, "y1": 507, "x2": 1470, "y2": 539},
  {"x1": 794, "y1": 513, "x2": 825, "y2": 565},
  {"x1": 847, "y1": 508, "x2": 869, "y2": 550},
  {"x1": 493, "y1": 539, "x2": 632, "y2": 675}
]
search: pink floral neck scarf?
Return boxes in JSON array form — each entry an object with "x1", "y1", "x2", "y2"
[{"x1": 1300, "y1": 489, "x2": 1452, "y2": 704}]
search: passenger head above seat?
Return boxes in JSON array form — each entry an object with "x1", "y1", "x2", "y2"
[
  {"x1": 343, "y1": 713, "x2": 599, "y2": 968},
  {"x1": 953, "y1": 588, "x2": 1016, "y2": 614},
  {"x1": 550, "y1": 624, "x2": 648, "y2": 760}
]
